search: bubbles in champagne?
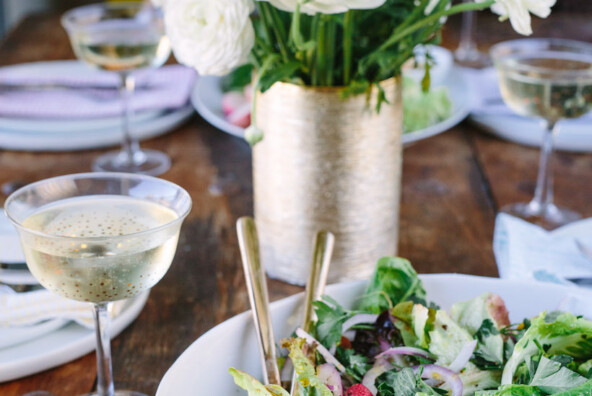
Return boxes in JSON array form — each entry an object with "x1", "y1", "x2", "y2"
[{"x1": 21, "y1": 196, "x2": 180, "y2": 303}]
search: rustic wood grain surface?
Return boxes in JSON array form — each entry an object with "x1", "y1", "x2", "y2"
[{"x1": 1, "y1": 10, "x2": 592, "y2": 396}]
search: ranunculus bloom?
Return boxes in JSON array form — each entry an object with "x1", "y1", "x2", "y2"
[
  {"x1": 488, "y1": 0, "x2": 556, "y2": 35},
  {"x1": 150, "y1": 0, "x2": 167, "y2": 8},
  {"x1": 163, "y1": 0, "x2": 255, "y2": 76},
  {"x1": 265, "y1": 0, "x2": 386, "y2": 15}
]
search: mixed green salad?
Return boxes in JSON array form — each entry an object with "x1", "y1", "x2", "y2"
[{"x1": 230, "y1": 257, "x2": 592, "y2": 396}]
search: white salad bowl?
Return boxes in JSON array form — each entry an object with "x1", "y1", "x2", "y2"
[{"x1": 156, "y1": 274, "x2": 592, "y2": 395}]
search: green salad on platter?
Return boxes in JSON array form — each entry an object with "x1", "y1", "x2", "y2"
[{"x1": 230, "y1": 257, "x2": 592, "y2": 396}]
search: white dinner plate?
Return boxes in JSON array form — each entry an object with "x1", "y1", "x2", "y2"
[
  {"x1": 0, "y1": 105, "x2": 194, "y2": 152},
  {"x1": 191, "y1": 67, "x2": 472, "y2": 147},
  {"x1": 156, "y1": 274, "x2": 592, "y2": 395},
  {"x1": 469, "y1": 67, "x2": 592, "y2": 153},
  {"x1": 0, "y1": 290, "x2": 149, "y2": 382}
]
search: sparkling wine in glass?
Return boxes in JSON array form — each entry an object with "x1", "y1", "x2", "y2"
[
  {"x1": 491, "y1": 39, "x2": 592, "y2": 228},
  {"x1": 62, "y1": 3, "x2": 172, "y2": 176},
  {"x1": 5, "y1": 173, "x2": 192, "y2": 396}
]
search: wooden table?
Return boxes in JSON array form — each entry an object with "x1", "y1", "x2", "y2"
[{"x1": 1, "y1": 11, "x2": 591, "y2": 396}]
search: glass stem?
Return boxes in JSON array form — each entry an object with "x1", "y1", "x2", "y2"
[
  {"x1": 119, "y1": 72, "x2": 142, "y2": 166},
  {"x1": 530, "y1": 122, "x2": 558, "y2": 212},
  {"x1": 457, "y1": 5, "x2": 477, "y2": 54},
  {"x1": 93, "y1": 302, "x2": 115, "y2": 396}
]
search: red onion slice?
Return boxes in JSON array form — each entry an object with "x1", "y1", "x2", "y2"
[
  {"x1": 317, "y1": 363, "x2": 344, "y2": 396},
  {"x1": 342, "y1": 314, "x2": 379, "y2": 333},
  {"x1": 414, "y1": 364, "x2": 463, "y2": 396},
  {"x1": 448, "y1": 339, "x2": 478, "y2": 373},
  {"x1": 362, "y1": 358, "x2": 394, "y2": 396},
  {"x1": 376, "y1": 346, "x2": 434, "y2": 361},
  {"x1": 296, "y1": 328, "x2": 346, "y2": 373}
]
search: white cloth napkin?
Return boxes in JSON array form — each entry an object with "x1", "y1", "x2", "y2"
[
  {"x1": 0, "y1": 63, "x2": 197, "y2": 119},
  {"x1": 0, "y1": 285, "x2": 125, "y2": 328},
  {"x1": 493, "y1": 213, "x2": 592, "y2": 284},
  {"x1": 465, "y1": 67, "x2": 592, "y2": 123}
]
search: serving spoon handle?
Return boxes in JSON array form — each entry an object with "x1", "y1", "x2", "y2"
[
  {"x1": 237, "y1": 217, "x2": 282, "y2": 386},
  {"x1": 290, "y1": 230, "x2": 335, "y2": 395}
]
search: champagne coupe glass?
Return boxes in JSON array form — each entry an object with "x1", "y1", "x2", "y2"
[
  {"x1": 5, "y1": 173, "x2": 192, "y2": 396},
  {"x1": 491, "y1": 39, "x2": 592, "y2": 228},
  {"x1": 454, "y1": 0, "x2": 490, "y2": 67},
  {"x1": 62, "y1": 3, "x2": 172, "y2": 176}
]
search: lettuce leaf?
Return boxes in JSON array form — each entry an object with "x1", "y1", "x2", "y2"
[
  {"x1": 502, "y1": 312, "x2": 592, "y2": 385},
  {"x1": 475, "y1": 384, "x2": 545, "y2": 396},
  {"x1": 229, "y1": 368, "x2": 290, "y2": 396},
  {"x1": 283, "y1": 338, "x2": 333, "y2": 396},
  {"x1": 450, "y1": 293, "x2": 506, "y2": 366},
  {"x1": 528, "y1": 356, "x2": 587, "y2": 394},
  {"x1": 359, "y1": 257, "x2": 427, "y2": 314}
]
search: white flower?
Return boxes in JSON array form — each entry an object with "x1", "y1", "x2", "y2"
[
  {"x1": 487, "y1": 0, "x2": 556, "y2": 36},
  {"x1": 425, "y1": 0, "x2": 441, "y2": 15},
  {"x1": 163, "y1": 0, "x2": 255, "y2": 76},
  {"x1": 150, "y1": 0, "x2": 167, "y2": 8},
  {"x1": 265, "y1": 0, "x2": 386, "y2": 15}
]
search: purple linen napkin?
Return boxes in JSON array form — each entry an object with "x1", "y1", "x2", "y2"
[{"x1": 0, "y1": 63, "x2": 197, "y2": 119}]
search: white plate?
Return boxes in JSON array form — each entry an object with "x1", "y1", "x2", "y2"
[
  {"x1": 191, "y1": 67, "x2": 472, "y2": 147},
  {"x1": 0, "y1": 290, "x2": 149, "y2": 382},
  {"x1": 0, "y1": 105, "x2": 194, "y2": 151},
  {"x1": 469, "y1": 67, "x2": 592, "y2": 153},
  {"x1": 156, "y1": 274, "x2": 592, "y2": 395},
  {"x1": 0, "y1": 318, "x2": 68, "y2": 350}
]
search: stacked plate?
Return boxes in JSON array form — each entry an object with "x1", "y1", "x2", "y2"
[
  {"x1": 0, "y1": 61, "x2": 195, "y2": 151},
  {"x1": 0, "y1": 211, "x2": 149, "y2": 382}
]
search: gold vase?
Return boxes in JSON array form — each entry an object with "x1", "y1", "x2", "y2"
[{"x1": 253, "y1": 78, "x2": 403, "y2": 285}]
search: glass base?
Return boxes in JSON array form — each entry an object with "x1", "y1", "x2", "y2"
[
  {"x1": 454, "y1": 47, "x2": 491, "y2": 68},
  {"x1": 92, "y1": 149, "x2": 171, "y2": 176},
  {"x1": 501, "y1": 202, "x2": 581, "y2": 230}
]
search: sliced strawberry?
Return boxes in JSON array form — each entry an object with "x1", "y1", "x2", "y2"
[
  {"x1": 221, "y1": 91, "x2": 248, "y2": 116},
  {"x1": 345, "y1": 384, "x2": 373, "y2": 396},
  {"x1": 227, "y1": 102, "x2": 251, "y2": 128},
  {"x1": 486, "y1": 293, "x2": 510, "y2": 329},
  {"x1": 340, "y1": 336, "x2": 352, "y2": 350}
]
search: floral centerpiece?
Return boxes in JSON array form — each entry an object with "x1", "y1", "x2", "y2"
[{"x1": 157, "y1": 0, "x2": 555, "y2": 284}]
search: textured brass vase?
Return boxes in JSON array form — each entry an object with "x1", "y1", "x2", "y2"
[{"x1": 253, "y1": 78, "x2": 403, "y2": 285}]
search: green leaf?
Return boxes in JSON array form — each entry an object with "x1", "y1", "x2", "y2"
[
  {"x1": 358, "y1": 257, "x2": 427, "y2": 314},
  {"x1": 221, "y1": 64, "x2": 253, "y2": 93},
  {"x1": 335, "y1": 347, "x2": 371, "y2": 382},
  {"x1": 528, "y1": 356, "x2": 588, "y2": 394},
  {"x1": 502, "y1": 312, "x2": 592, "y2": 385},
  {"x1": 312, "y1": 296, "x2": 352, "y2": 348},
  {"x1": 229, "y1": 368, "x2": 290, "y2": 396},
  {"x1": 475, "y1": 384, "x2": 545, "y2": 396},
  {"x1": 552, "y1": 379, "x2": 592, "y2": 395},
  {"x1": 283, "y1": 338, "x2": 333, "y2": 396},
  {"x1": 258, "y1": 61, "x2": 303, "y2": 92}
]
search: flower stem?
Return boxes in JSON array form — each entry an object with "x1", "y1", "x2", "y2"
[
  {"x1": 381, "y1": 0, "x2": 494, "y2": 53},
  {"x1": 343, "y1": 10, "x2": 354, "y2": 85},
  {"x1": 316, "y1": 16, "x2": 327, "y2": 86},
  {"x1": 260, "y1": 3, "x2": 290, "y2": 62},
  {"x1": 257, "y1": 4, "x2": 276, "y2": 51},
  {"x1": 309, "y1": 14, "x2": 320, "y2": 85},
  {"x1": 326, "y1": 15, "x2": 336, "y2": 86}
]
